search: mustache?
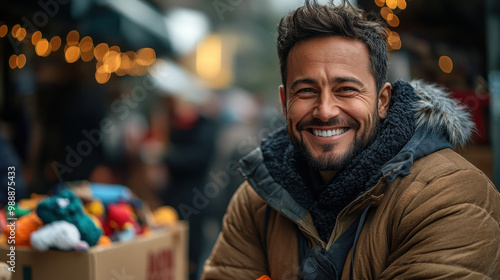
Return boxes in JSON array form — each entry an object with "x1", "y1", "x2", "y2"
[{"x1": 296, "y1": 117, "x2": 360, "y2": 131}]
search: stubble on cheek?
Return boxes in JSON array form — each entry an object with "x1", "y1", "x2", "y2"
[{"x1": 286, "y1": 118, "x2": 298, "y2": 147}]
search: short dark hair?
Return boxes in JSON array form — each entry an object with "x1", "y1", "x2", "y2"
[{"x1": 277, "y1": 0, "x2": 388, "y2": 93}]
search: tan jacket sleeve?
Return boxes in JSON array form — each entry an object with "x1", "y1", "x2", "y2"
[
  {"x1": 379, "y1": 169, "x2": 500, "y2": 279},
  {"x1": 202, "y1": 182, "x2": 268, "y2": 280}
]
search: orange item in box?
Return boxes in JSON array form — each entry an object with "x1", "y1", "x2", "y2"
[
  {"x1": 2, "y1": 212, "x2": 43, "y2": 247},
  {"x1": 97, "y1": 235, "x2": 112, "y2": 246}
]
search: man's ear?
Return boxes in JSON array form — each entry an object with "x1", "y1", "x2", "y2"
[
  {"x1": 279, "y1": 85, "x2": 286, "y2": 119},
  {"x1": 378, "y1": 82, "x2": 391, "y2": 119}
]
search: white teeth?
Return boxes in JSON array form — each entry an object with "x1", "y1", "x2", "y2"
[{"x1": 313, "y1": 128, "x2": 348, "y2": 137}]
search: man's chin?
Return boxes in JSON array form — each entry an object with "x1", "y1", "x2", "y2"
[
  {"x1": 301, "y1": 147, "x2": 347, "y2": 171},
  {"x1": 310, "y1": 157, "x2": 346, "y2": 171},
  {"x1": 290, "y1": 130, "x2": 359, "y2": 171}
]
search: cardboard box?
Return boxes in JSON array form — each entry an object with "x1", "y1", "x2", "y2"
[{"x1": 0, "y1": 221, "x2": 188, "y2": 280}]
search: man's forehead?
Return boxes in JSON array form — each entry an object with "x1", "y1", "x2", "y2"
[{"x1": 285, "y1": 36, "x2": 372, "y2": 86}]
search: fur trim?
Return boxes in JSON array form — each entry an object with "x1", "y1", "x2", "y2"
[{"x1": 410, "y1": 80, "x2": 475, "y2": 147}]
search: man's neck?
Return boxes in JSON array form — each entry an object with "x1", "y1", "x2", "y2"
[{"x1": 319, "y1": 170, "x2": 337, "y2": 184}]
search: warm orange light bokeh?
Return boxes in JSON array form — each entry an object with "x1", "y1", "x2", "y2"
[
  {"x1": 35, "y1": 38, "x2": 52, "y2": 57},
  {"x1": 66, "y1": 30, "x2": 80, "y2": 46},
  {"x1": 439, "y1": 56, "x2": 453, "y2": 73},
  {"x1": 136, "y1": 48, "x2": 156, "y2": 66},
  {"x1": 31, "y1": 31, "x2": 42, "y2": 45},
  {"x1": 94, "y1": 43, "x2": 109, "y2": 61},
  {"x1": 65, "y1": 45, "x2": 81, "y2": 63},
  {"x1": 0, "y1": 25, "x2": 8, "y2": 38},
  {"x1": 17, "y1": 54, "x2": 26, "y2": 68},
  {"x1": 9, "y1": 55, "x2": 17, "y2": 69},
  {"x1": 50, "y1": 36, "x2": 62, "y2": 51}
]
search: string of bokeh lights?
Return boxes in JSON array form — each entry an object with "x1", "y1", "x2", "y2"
[
  {"x1": 375, "y1": 0, "x2": 454, "y2": 73},
  {"x1": 0, "y1": 1, "x2": 455, "y2": 85},
  {"x1": 374, "y1": 0, "x2": 405, "y2": 51},
  {"x1": 0, "y1": 23, "x2": 157, "y2": 84}
]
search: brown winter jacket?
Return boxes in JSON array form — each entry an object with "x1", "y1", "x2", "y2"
[
  {"x1": 203, "y1": 148, "x2": 500, "y2": 279},
  {"x1": 202, "y1": 81, "x2": 500, "y2": 279}
]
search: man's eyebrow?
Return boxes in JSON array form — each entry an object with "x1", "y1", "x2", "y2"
[
  {"x1": 331, "y1": 77, "x2": 364, "y2": 87},
  {"x1": 290, "y1": 78, "x2": 317, "y2": 91},
  {"x1": 289, "y1": 77, "x2": 365, "y2": 91}
]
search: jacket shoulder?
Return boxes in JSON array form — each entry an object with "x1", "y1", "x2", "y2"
[
  {"x1": 377, "y1": 148, "x2": 500, "y2": 278},
  {"x1": 388, "y1": 148, "x2": 500, "y2": 242},
  {"x1": 409, "y1": 148, "x2": 493, "y2": 187},
  {"x1": 232, "y1": 181, "x2": 269, "y2": 217},
  {"x1": 394, "y1": 148, "x2": 499, "y2": 211},
  {"x1": 386, "y1": 148, "x2": 497, "y2": 210}
]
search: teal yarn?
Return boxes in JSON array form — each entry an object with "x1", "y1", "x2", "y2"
[{"x1": 36, "y1": 189, "x2": 102, "y2": 247}]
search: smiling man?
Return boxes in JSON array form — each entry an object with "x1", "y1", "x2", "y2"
[
  {"x1": 282, "y1": 36, "x2": 390, "y2": 183},
  {"x1": 202, "y1": 1, "x2": 500, "y2": 279}
]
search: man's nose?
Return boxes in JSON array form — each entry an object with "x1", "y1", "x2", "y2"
[{"x1": 312, "y1": 92, "x2": 341, "y2": 122}]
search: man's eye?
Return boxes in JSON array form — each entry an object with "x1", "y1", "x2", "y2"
[
  {"x1": 338, "y1": 87, "x2": 356, "y2": 92},
  {"x1": 336, "y1": 87, "x2": 358, "y2": 96},
  {"x1": 296, "y1": 88, "x2": 316, "y2": 94}
]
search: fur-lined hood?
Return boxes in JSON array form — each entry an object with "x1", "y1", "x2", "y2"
[{"x1": 410, "y1": 80, "x2": 475, "y2": 147}]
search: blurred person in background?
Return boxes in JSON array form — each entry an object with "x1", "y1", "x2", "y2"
[
  {"x1": 202, "y1": 1, "x2": 500, "y2": 279},
  {"x1": 198, "y1": 89, "x2": 276, "y2": 275},
  {"x1": 28, "y1": 58, "x2": 107, "y2": 195},
  {"x1": 161, "y1": 94, "x2": 219, "y2": 280},
  {"x1": 0, "y1": 129, "x2": 28, "y2": 204}
]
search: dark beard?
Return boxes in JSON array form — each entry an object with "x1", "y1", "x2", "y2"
[{"x1": 288, "y1": 110, "x2": 380, "y2": 173}]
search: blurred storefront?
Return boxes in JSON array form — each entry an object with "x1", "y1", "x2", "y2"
[{"x1": 358, "y1": 0, "x2": 498, "y2": 185}]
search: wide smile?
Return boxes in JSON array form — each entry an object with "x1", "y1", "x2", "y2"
[
  {"x1": 311, "y1": 127, "x2": 349, "y2": 137},
  {"x1": 305, "y1": 126, "x2": 352, "y2": 138}
]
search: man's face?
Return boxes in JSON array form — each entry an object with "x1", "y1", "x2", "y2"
[{"x1": 280, "y1": 36, "x2": 391, "y2": 182}]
